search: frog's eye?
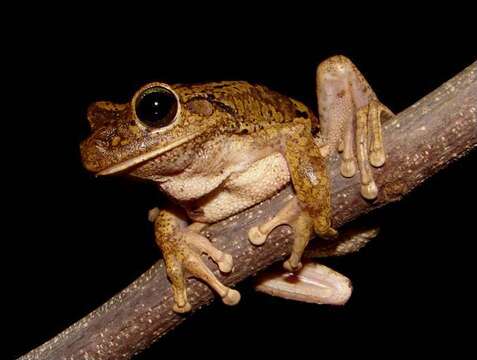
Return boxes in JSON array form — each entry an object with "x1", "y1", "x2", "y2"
[{"x1": 134, "y1": 86, "x2": 179, "y2": 128}]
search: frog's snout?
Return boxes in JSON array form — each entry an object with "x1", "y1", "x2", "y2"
[
  {"x1": 79, "y1": 139, "x2": 104, "y2": 173},
  {"x1": 81, "y1": 101, "x2": 136, "y2": 174}
]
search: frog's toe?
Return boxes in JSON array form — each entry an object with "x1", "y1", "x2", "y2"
[
  {"x1": 354, "y1": 100, "x2": 394, "y2": 200},
  {"x1": 283, "y1": 259, "x2": 303, "y2": 273},
  {"x1": 217, "y1": 253, "x2": 233, "y2": 273},
  {"x1": 368, "y1": 101, "x2": 390, "y2": 168},
  {"x1": 183, "y1": 252, "x2": 241, "y2": 308},
  {"x1": 369, "y1": 147, "x2": 386, "y2": 168},
  {"x1": 248, "y1": 198, "x2": 303, "y2": 247},
  {"x1": 168, "y1": 245, "x2": 239, "y2": 312},
  {"x1": 184, "y1": 230, "x2": 235, "y2": 274},
  {"x1": 222, "y1": 288, "x2": 241, "y2": 306},
  {"x1": 361, "y1": 180, "x2": 378, "y2": 200},
  {"x1": 162, "y1": 254, "x2": 192, "y2": 313},
  {"x1": 173, "y1": 302, "x2": 192, "y2": 314},
  {"x1": 248, "y1": 226, "x2": 268, "y2": 245},
  {"x1": 340, "y1": 157, "x2": 357, "y2": 178}
]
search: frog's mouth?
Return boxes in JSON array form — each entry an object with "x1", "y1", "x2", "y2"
[{"x1": 96, "y1": 132, "x2": 201, "y2": 176}]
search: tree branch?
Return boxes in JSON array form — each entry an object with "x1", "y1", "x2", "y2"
[{"x1": 20, "y1": 62, "x2": 477, "y2": 360}]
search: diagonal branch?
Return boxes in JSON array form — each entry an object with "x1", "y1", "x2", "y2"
[{"x1": 20, "y1": 61, "x2": 477, "y2": 360}]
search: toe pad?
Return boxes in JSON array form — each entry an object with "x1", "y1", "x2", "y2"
[{"x1": 222, "y1": 288, "x2": 241, "y2": 306}]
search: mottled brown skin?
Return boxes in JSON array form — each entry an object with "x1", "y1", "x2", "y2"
[
  {"x1": 81, "y1": 55, "x2": 391, "y2": 312},
  {"x1": 83, "y1": 82, "x2": 306, "y2": 172}
]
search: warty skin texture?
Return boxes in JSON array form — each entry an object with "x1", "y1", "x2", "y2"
[{"x1": 81, "y1": 56, "x2": 390, "y2": 312}]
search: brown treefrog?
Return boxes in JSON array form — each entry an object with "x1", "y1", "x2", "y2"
[{"x1": 81, "y1": 56, "x2": 392, "y2": 312}]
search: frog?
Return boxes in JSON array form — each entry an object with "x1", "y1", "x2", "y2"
[{"x1": 80, "y1": 55, "x2": 393, "y2": 313}]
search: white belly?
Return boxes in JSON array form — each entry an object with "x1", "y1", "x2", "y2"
[{"x1": 183, "y1": 152, "x2": 291, "y2": 223}]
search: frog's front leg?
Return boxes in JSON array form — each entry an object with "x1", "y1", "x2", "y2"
[
  {"x1": 249, "y1": 197, "x2": 315, "y2": 271},
  {"x1": 316, "y1": 55, "x2": 394, "y2": 199},
  {"x1": 151, "y1": 207, "x2": 240, "y2": 313},
  {"x1": 249, "y1": 121, "x2": 336, "y2": 272}
]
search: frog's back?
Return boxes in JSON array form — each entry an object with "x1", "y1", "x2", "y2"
[{"x1": 174, "y1": 81, "x2": 317, "y2": 129}]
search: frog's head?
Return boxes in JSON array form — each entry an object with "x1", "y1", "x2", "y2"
[{"x1": 80, "y1": 82, "x2": 224, "y2": 180}]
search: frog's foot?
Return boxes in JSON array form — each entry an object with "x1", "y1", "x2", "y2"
[
  {"x1": 154, "y1": 209, "x2": 239, "y2": 313},
  {"x1": 248, "y1": 198, "x2": 321, "y2": 273},
  {"x1": 255, "y1": 261, "x2": 352, "y2": 305},
  {"x1": 316, "y1": 55, "x2": 394, "y2": 200},
  {"x1": 254, "y1": 226, "x2": 380, "y2": 305}
]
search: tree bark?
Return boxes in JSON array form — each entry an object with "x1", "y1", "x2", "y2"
[{"x1": 20, "y1": 61, "x2": 477, "y2": 360}]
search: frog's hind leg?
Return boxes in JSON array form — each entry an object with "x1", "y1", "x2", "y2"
[
  {"x1": 152, "y1": 207, "x2": 240, "y2": 313},
  {"x1": 255, "y1": 261, "x2": 352, "y2": 305},
  {"x1": 316, "y1": 55, "x2": 394, "y2": 199},
  {"x1": 253, "y1": 227, "x2": 379, "y2": 305}
]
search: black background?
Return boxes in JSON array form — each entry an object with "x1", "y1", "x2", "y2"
[{"x1": 5, "y1": 11, "x2": 477, "y2": 359}]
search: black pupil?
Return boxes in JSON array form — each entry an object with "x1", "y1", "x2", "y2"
[{"x1": 135, "y1": 88, "x2": 177, "y2": 127}]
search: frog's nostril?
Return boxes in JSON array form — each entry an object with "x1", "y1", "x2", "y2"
[
  {"x1": 87, "y1": 102, "x2": 103, "y2": 129},
  {"x1": 83, "y1": 159, "x2": 101, "y2": 173},
  {"x1": 80, "y1": 139, "x2": 104, "y2": 173}
]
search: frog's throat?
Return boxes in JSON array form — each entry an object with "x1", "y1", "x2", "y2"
[{"x1": 97, "y1": 132, "x2": 201, "y2": 176}]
